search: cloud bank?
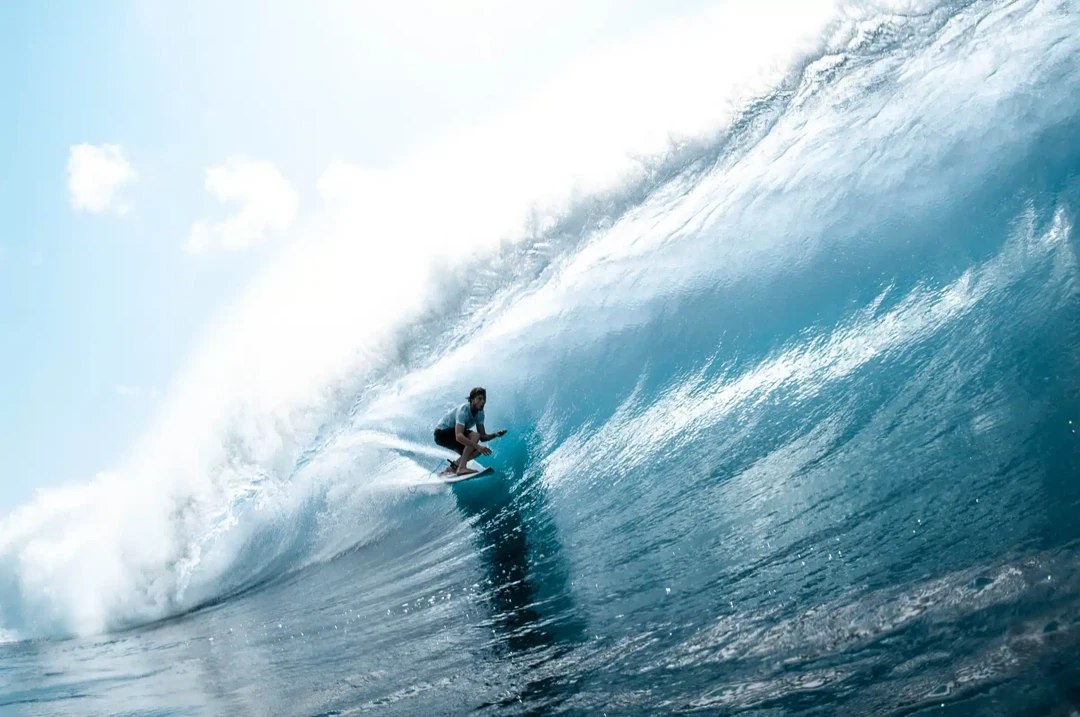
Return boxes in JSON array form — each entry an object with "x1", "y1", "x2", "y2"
[
  {"x1": 187, "y1": 157, "x2": 299, "y2": 254},
  {"x1": 67, "y1": 143, "x2": 137, "y2": 215}
]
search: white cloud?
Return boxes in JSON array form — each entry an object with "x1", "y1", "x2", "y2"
[
  {"x1": 186, "y1": 157, "x2": 299, "y2": 254},
  {"x1": 67, "y1": 143, "x2": 137, "y2": 215}
]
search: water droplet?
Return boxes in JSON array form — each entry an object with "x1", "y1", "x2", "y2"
[{"x1": 665, "y1": 587, "x2": 671, "y2": 594}]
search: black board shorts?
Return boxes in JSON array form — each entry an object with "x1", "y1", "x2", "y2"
[{"x1": 434, "y1": 427, "x2": 464, "y2": 455}]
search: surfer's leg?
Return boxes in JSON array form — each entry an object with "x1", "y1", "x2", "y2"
[
  {"x1": 457, "y1": 446, "x2": 476, "y2": 473},
  {"x1": 448, "y1": 441, "x2": 464, "y2": 471},
  {"x1": 435, "y1": 428, "x2": 464, "y2": 471},
  {"x1": 457, "y1": 431, "x2": 480, "y2": 474}
]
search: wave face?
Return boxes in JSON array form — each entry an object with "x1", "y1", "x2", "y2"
[{"x1": 4, "y1": 0, "x2": 1080, "y2": 714}]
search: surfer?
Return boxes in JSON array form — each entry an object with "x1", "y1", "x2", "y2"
[{"x1": 434, "y1": 387, "x2": 507, "y2": 475}]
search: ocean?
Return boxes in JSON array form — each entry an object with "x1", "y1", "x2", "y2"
[{"x1": 3, "y1": 0, "x2": 1080, "y2": 714}]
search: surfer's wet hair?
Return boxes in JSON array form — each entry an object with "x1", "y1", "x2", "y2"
[{"x1": 469, "y1": 387, "x2": 487, "y2": 401}]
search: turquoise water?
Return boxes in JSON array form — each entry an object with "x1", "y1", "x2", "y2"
[{"x1": 3, "y1": 1, "x2": 1080, "y2": 714}]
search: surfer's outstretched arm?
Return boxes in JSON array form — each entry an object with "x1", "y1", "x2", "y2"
[{"x1": 476, "y1": 424, "x2": 507, "y2": 442}]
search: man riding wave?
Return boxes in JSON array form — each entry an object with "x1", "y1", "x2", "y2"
[{"x1": 433, "y1": 387, "x2": 507, "y2": 475}]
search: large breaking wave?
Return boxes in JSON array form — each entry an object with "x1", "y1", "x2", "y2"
[{"x1": 1, "y1": 0, "x2": 1078, "y2": 655}]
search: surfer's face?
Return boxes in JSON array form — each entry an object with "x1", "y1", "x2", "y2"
[{"x1": 471, "y1": 395, "x2": 486, "y2": 412}]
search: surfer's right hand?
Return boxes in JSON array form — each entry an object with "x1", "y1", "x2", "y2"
[{"x1": 479, "y1": 445, "x2": 493, "y2": 456}]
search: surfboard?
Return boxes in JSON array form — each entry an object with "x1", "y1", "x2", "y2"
[{"x1": 438, "y1": 460, "x2": 494, "y2": 483}]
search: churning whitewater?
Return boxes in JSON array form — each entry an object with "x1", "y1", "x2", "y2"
[{"x1": 3, "y1": 0, "x2": 1080, "y2": 714}]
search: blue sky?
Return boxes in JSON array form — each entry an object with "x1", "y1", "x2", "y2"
[{"x1": 0, "y1": 0, "x2": 718, "y2": 512}]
